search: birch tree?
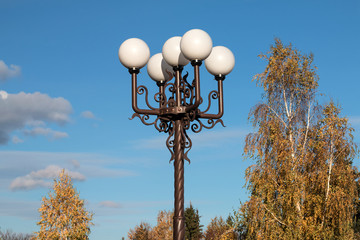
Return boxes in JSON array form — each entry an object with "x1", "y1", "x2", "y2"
[
  {"x1": 204, "y1": 216, "x2": 237, "y2": 240},
  {"x1": 151, "y1": 210, "x2": 173, "y2": 240},
  {"x1": 127, "y1": 210, "x2": 173, "y2": 240},
  {"x1": 239, "y1": 39, "x2": 359, "y2": 239},
  {"x1": 128, "y1": 222, "x2": 152, "y2": 240},
  {"x1": 306, "y1": 102, "x2": 359, "y2": 239},
  {"x1": 35, "y1": 170, "x2": 93, "y2": 240}
]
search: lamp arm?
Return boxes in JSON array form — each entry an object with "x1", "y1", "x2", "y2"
[
  {"x1": 131, "y1": 70, "x2": 160, "y2": 115},
  {"x1": 157, "y1": 82, "x2": 166, "y2": 108},
  {"x1": 185, "y1": 61, "x2": 201, "y2": 112},
  {"x1": 198, "y1": 78, "x2": 224, "y2": 119}
]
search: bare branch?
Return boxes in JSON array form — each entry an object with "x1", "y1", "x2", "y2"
[{"x1": 302, "y1": 100, "x2": 312, "y2": 152}]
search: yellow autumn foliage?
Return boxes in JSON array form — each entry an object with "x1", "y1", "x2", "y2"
[
  {"x1": 128, "y1": 210, "x2": 173, "y2": 240},
  {"x1": 34, "y1": 170, "x2": 93, "y2": 240},
  {"x1": 204, "y1": 216, "x2": 237, "y2": 240},
  {"x1": 151, "y1": 210, "x2": 173, "y2": 240},
  {"x1": 240, "y1": 39, "x2": 359, "y2": 239}
]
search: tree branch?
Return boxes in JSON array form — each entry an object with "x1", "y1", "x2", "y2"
[
  {"x1": 262, "y1": 203, "x2": 287, "y2": 227},
  {"x1": 265, "y1": 104, "x2": 287, "y2": 128},
  {"x1": 322, "y1": 137, "x2": 334, "y2": 227}
]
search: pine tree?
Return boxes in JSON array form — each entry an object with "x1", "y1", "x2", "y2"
[
  {"x1": 239, "y1": 39, "x2": 359, "y2": 239},
  {"x1": 35, "y1": 170, "x2": 93, "y2": 240},
  {"x1": 185, "y1": 203, "x2": 203, "y2": 240}
]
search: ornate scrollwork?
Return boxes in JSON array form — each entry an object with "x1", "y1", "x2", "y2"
[
  {"x1": 190, "y1": 118, "x2": 225, "y2": 133},
  {"x1": 167, "y1": 98, "x2": 176, "y2": 108},
  {"x1": 182, "y1": 72, "x2": 192, "y2": 88},
  {"x1": 137, "y1": 85, "x2": 156, "y2": 110},
  {"x1": 155, "y1": 117, "x2": 172, "y2": 133},
  {"x1": 183, "y1": 88, "x2": 192, "y2": 103},
  {"x1": 181, "y1": 72, "x2": 196, "y2": 106},
  {"x1": 182, "y1": 130, "x2": 192, "y2": 163},
  {"x1": 163, "y1": 119, "x2": 192, "y2": 164},
  {"x1": 130, "y1": 113, "x2": 173, "y2": 134},
  {"x1": 129, "y1": 113, "x2": 158, "y2": 126},
  {"x1": 166, "y1": 123, "x2": 175, "y2": 162},
  {"x1": 182, "y1": 117, "x2": 191, "y2": 131},
  {"x1": 166, "y1": 82, "x2": 176, "y2": 95},
  {"x1": 187, "y1": 109, "x2": 197, "y2": 122},
  {"x1": 131, "y1": 68, "x2": 225, "y2": 163},
  {"x1": 154, "y1": 92, "x2": 167, "y2": 106},
  {"x1": 200, "y1": 90, "x2": 219, "y2": 114}
]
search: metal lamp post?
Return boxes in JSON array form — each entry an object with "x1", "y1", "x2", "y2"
[{"x1": 118, "y1": 29, "x2": 235, "y2": 240}]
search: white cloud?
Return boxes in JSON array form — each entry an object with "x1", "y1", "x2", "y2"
[
  {"x1": 0, "y1": 91, "x2": 72, "y2": 144},
  {"x1": 71, "y1": 159, "x2": 81, "y2": 168},
  {"x1": 23, "y1": 127, "x2": 68, "y2": 140},
  {"x1": 81, "y1": 110, "x2": 96, "y2": 119},
  {"x1": 26, "y1": 120, "x2": 46, "y2": 127},
  {"x1": 10, "y1": 165, "x2": 86, "y2": 191},
  {"x1": 0, "y1": 60, "x2": 21, "y2": 81},
  {"x1": 0, "y1": 151, "x2": 136, "y2": 190},
  {"x1": 10, "y1": 176, "x2": 52, "y2": 190},
  {"x1": 99, "y1": 201, "x2": 122, "y2": 208}
]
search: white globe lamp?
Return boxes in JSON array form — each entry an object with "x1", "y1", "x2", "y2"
[
  {"x1": 180, "y1": 29, "x2": 213, "y2": 61},
  {"x1": 147, "y1": 53, "x2": 173, "y2": 82},
  {"x1": 205, "y1": 46, "x2": 235, "y2": 77},
  {"x1": 118, "y1": 38, "x2": 150, "y2": 69},
  {"x1": 162, "y1": 37, "x2": 189, "y2": 67}
]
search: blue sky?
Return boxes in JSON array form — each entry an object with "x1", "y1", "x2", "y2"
[{"x1": 0, "y1": 0, "x2": 359, "y2": 239}]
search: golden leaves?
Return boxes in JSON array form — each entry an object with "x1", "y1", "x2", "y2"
[
  {"x1": 253, "y1": 39, "x2": 318, "y2": 109},
  {"x1": 151, "y1": 210, "x2": 173, "y2": 240},
  {"x1": 34, "y1": 169, "x2": 93, "y2": 240},
  {"x1": 127, "y1": 210, "x2": 173, "y2": 240},
  {"x1": 241, "y1": 39, "x2": 359, "y2": 239},
  {"x1": 204, "y1": 216, "x2": 237, "y2": 240}
]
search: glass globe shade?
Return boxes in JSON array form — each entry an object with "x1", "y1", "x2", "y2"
[
  {"x1": 205, "y1": 46, "x2": 235, "y2": 76},
  {"x1": 162, "y1": 36, "x2": 189, "y2": 67},
  {"x1": 118, "y1": 38, "x2": 150, "y2": 69},
  {"x1": 147, "y1": 53, "x2": 173, "y2": 82},
  {"x1": 180, "y1": 29, "x2": 213, "y2": 61}
]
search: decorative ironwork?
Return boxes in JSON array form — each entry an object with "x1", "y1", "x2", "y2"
[
  {"x1": 127, "y1": 60, "x2": 226, "y2": 240},
  {"x1": 201, "y1": 90, "x2": 219, "y2": 114},
  {"x1": 129, "y1": 62, "x2": 225, "y2": 162},
  {"x1": 119, "y1": 30, "x2": 235, "y2": 240}
]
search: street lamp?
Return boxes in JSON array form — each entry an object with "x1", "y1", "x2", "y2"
[{"x1": 118, "y1": 29, "x2": 235, "y2": 240}]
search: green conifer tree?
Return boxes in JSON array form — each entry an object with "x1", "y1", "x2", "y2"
[{"x1": 185, "y1": 203, "x2": 203, "y2": 240}]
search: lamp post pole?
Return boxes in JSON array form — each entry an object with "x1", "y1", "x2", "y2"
[
  {"x1": 173, "y1": 64, "x2": 185, "y2": 239},
  {"x1": 119, "y1": 29, "x2": 235, "y2": 240}
]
